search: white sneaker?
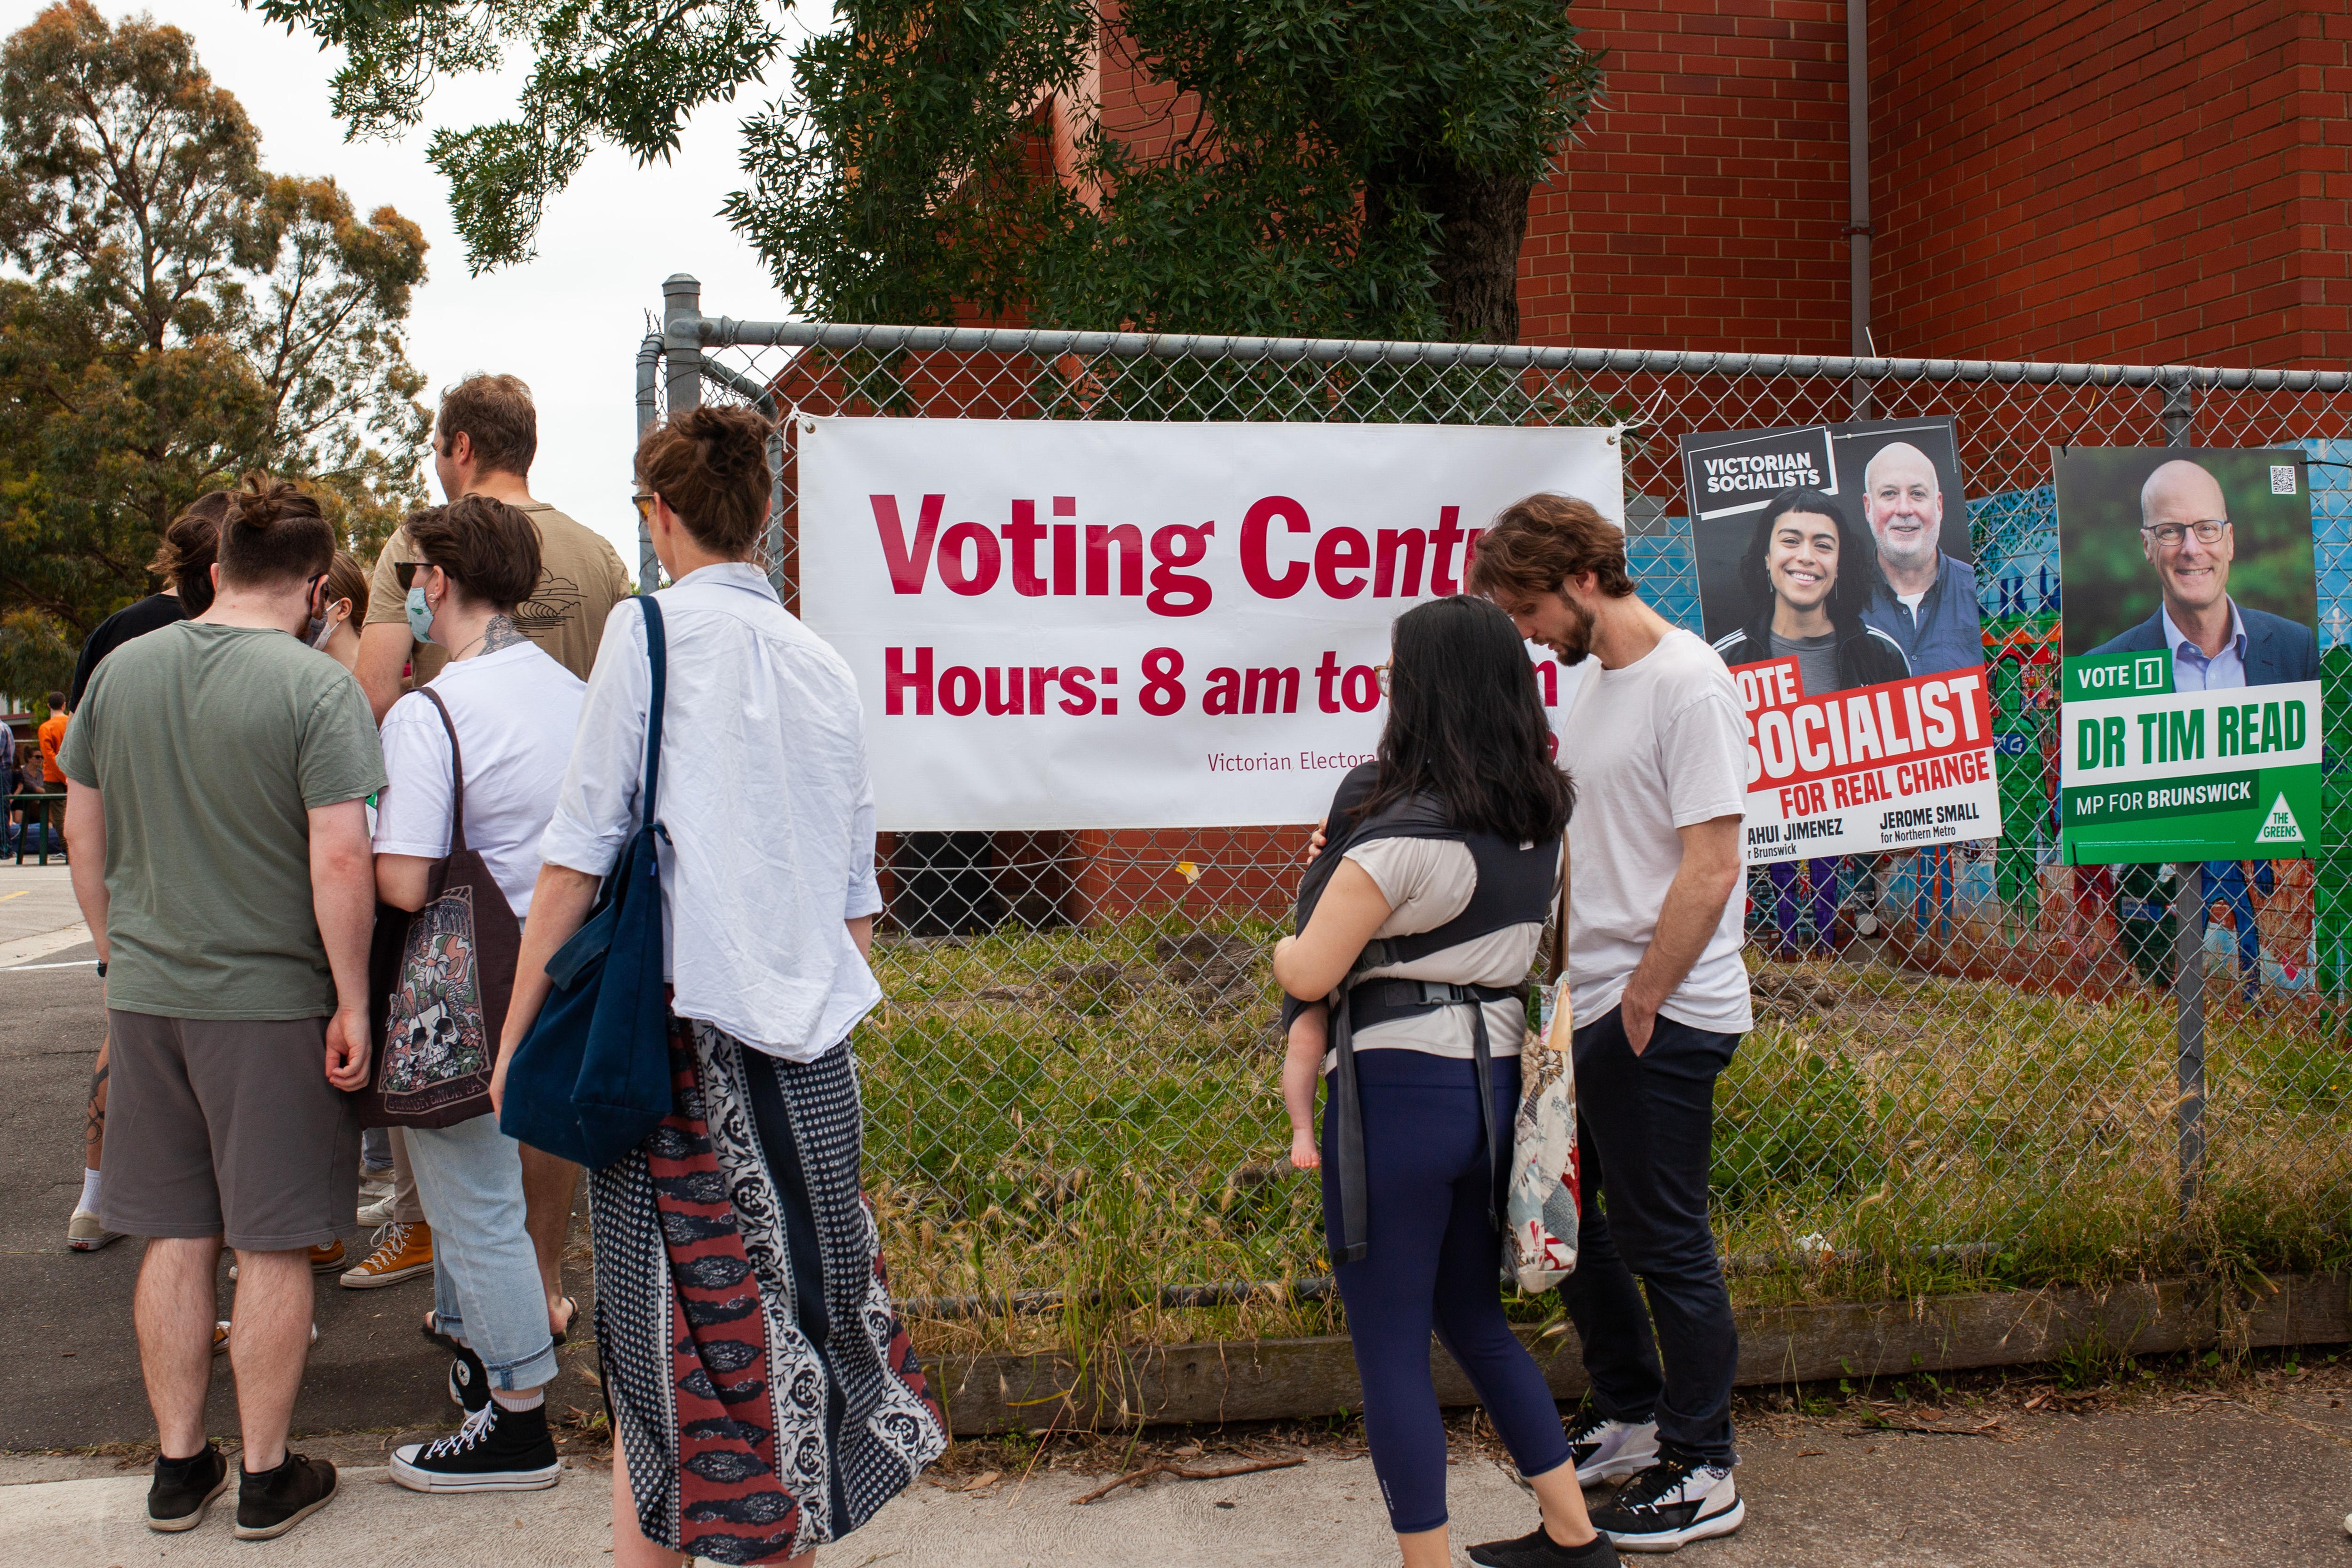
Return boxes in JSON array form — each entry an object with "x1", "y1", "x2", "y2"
[
  {"x1": 1565, "y1": 1411, "x2": 1661, "y2": 1485},
  {"x1": 67, "y1": 1207, "x2": 124, "y2": 1251},
  {"x1": 1592, "y1": 1452, "x2": 1744, "y2": 1552},
  {"x1": 356, "y1": 1193, "x2": 397, "y2": 1227}
]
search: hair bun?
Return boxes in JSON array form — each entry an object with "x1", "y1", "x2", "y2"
[
  {"x1": 636, "y1": 403, "x2": 773, "y2": 557},
  {"x1": 225, "y1": 472, "x2": 319, "y2": 533},
  {"x1": 685, "y1": 406, "x2": 761, "y2": 483}
]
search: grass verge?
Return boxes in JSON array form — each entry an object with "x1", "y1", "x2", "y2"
[{"x1": 852, "y1": 922, "x2": 2352, "y2": 1361}]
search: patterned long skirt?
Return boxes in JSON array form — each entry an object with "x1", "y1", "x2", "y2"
[{"x1": 589, "y1": 1016, "x2": 946, "y2": 1565}]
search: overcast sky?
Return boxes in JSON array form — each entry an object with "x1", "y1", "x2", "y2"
[{"x1": 0, "y1": 0, "x2": 818, "y2": 576}]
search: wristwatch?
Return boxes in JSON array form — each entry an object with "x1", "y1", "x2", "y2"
[{"x1": 94, "y1": 960, "x2": 105, "y2": 978}]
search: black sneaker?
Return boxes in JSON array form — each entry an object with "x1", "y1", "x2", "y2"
[
  {"x1": 1469, "y1": 1521, "x2": 1624, "y2": 1567},
  {"x1": 447, "y1": 1342, "x2": 491, "y2": 1414},
  {"x1": 1565, "y1": 1409, "x2": 1661, "y2": 1485},
  {"x1": 234, "y1": 1451, "x2": 339, "y2": 1540},
  {"x1": 146, "y1": 1442, "x2": 229, "y2": 1532},
  {"x1": 390, "y1": 1401, "x2": 563, "y2": 1493},
  {"x1": 1590, "y1": 1450, "x2": 1743, "y2": 1552}
]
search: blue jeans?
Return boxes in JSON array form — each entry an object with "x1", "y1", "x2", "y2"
[
  {"x1": 405, "y1": 1113, "x2": 559, "y2": 1392},
  {"x1": 1765, "y1": 858, "x2": 1839, "y2": 953},
  {"x1": 2201, "y1": 862, "x2": 2269, "y2": 1001},
  {"x1": 1556, "y1": 1006, "x2": 1740, "y2": 1465}
]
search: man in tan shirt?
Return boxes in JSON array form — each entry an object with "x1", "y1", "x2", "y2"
[
  {"x1": 359, "y1": 373, "x2": 632, "y2": 717},
  {"x1": 359, "y1": 372, "x2": 628, "y2": 1341}
]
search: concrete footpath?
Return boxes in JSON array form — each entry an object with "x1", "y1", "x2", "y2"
[{"x1": 7, "y1": 1379, "x2": 2352, "y2": 1567}]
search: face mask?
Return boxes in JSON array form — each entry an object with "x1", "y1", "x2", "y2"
[
  {"x1": 404, "y1": 582, "x2": 436, "y2": 643},
  {"x1": 305, "y1": 610, "x2": 334, "y2": 649}
]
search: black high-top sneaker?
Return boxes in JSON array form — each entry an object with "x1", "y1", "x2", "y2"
[
  {"x1": 146, "y1": 1442, "x2": 230, "y2": 1532},
  {"x1": 390, "y1": 1401, "x2": 563, "y2": 1493},
  {"x1": 447, "y1": 1342, "x2": 492, "y2": 1414},
  {"x1": 234, "y1": 1451, "x2": 339, "y2": 1540},
  {"x1": 1589, "y1": 1448, "x2": 1744, "y2": 1552}
]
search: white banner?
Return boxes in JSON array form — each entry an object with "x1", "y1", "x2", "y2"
[{"x1": 798, "y1": 417, "x2": 1623, "y2": 829}]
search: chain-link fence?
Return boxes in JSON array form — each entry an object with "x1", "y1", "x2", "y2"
[{"x1": 636, "y1": 275, "x2": 2352, "y2": 1335}]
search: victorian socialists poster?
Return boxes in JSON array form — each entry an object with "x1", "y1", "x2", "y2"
[
  {"x1": 2054, "y1": 446, "x2": 2321, "y2": 864},
  {"x1": 1679, "y1": 416, "x2": 2001, "y2": 864}
]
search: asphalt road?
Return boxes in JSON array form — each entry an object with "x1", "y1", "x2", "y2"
[{"x1": 0, "y1": 865, "x2": 594, "y2": 1451}]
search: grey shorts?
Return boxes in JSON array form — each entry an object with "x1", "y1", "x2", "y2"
[{"x1": 101, "y1": 1011, "x2": 361, "y2": 1251}]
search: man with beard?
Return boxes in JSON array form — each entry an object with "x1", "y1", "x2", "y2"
[
  {"x1": 1466, "y1": 493, "x2": 1752, "y2": 1553},
  {"x1": 1858, "y1": 440, "x2": 1983, "y2": 677}
]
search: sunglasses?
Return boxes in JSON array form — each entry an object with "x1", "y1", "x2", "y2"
[{"x1": 392, "y1": 560, "x2": 438, "y2": 591}]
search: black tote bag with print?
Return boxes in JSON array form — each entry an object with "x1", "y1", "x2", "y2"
[{"x1": 360, "y1": 687, "x2": 521, "y2": 1129}]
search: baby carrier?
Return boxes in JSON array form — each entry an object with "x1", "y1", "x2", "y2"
[{"x1": 1287, "y1": 767, "x2": 1557, "y2": 1265}]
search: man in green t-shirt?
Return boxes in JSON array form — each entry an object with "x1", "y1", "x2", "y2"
[{"x1": 61, "y1": 478, "x2": 385, "y2": 1542}]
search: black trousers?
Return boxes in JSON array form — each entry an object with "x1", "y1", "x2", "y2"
[{"x1": 1556, "y1": 1005, "x2": 1741, "y2": 1465}]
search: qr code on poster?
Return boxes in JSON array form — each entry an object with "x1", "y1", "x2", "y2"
[{"x1": 2272, "y1": 463, "x2": 2298, "y2": 494}]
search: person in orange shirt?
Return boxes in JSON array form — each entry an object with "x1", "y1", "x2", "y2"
[{"x1": 36, "y1": 691, "x2": 69, "y2": 789}]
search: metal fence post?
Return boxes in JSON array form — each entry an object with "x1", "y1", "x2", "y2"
[
  {"x1": 633, "y1": 332, "x2": 662, "y2": 590},
  {"x1": 764, "y1": 418, "x2": 787, "y2": 598},
  {"x1": 2160, "y1": 367, "x2": 2199, "y2": 446},
  {"x1": 2172, "y1": 861, "x2": 2207, "y2": 1217},
  {"x1": 663, "y1": 274, "x2": 705, "y2": 419},
  {"x1": 692, "y1": 353, "x2": 790, "y2": 597},
  {"x1": 2163, "y1": 368, "x2": 2206, "y2": 1219}
]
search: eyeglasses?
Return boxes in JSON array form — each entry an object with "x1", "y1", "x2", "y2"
[{"x1": 2141, "y1": 519, "x2": 2228, "y2": 547}]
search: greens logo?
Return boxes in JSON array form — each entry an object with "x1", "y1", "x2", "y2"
[{"x1": 2255, "y1": 792, "x2": 2305, "y2": 844}]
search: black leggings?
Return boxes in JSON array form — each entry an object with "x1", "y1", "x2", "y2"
[{"x1": 1321, "y1": 1048, "x2": 1572, "y2": 1534}]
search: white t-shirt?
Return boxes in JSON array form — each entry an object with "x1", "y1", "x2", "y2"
[
  {"x1": 1325, "y1": 836, "x2": 1557, "y2": 1067},
  {"x1": 1565, "y1": 628, "x2": 1754, "y2": 1033},
  {"x1": 373, "y1": 641, "x2": 588, "y2": 920}
]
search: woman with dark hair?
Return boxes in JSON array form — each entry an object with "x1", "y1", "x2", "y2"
[
  {"x1": 68, "y1": 491, "x2": 233, "y2": 711},
  {"x1": 494, "y1": 406, "x2": 944, "y2": 1567},
  {"x1": 1710, "y1": 486, "x2": 1909, "y2": 695},
  {"x1": 1273, "y1": 597, "x2": 1614, "y2": 1568}
]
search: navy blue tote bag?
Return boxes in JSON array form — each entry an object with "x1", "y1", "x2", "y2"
[{"x1": 499, "y1": 595, "x2": 675, "y2": 1170}]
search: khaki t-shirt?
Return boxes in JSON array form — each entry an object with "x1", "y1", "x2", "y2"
[
  {"x1": 366, "y1": 501, "x2": 634, "y2": 685},
  {"x1": 58, "y1": 621, "x2": 387, "y2": 1020}
]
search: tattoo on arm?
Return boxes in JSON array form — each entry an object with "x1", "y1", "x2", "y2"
[{"x1": 478, "y1": 614, "x2": 529, "y2": 654}]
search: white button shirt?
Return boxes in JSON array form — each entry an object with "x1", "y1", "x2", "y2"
[{"x1": 539, "y1": 563, "x2": 884, "y2": 1061}]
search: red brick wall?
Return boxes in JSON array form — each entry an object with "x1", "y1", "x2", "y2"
[
  {"x1": 1872, "y1": 0, "x2": 2352, "y2": 367},
  {"x1": 1518, "y1": 0, "x2": 1853, "y2": 356},
  {"x1": 1518, "y1": 0, "x2": 2352, "y2": 370}
]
